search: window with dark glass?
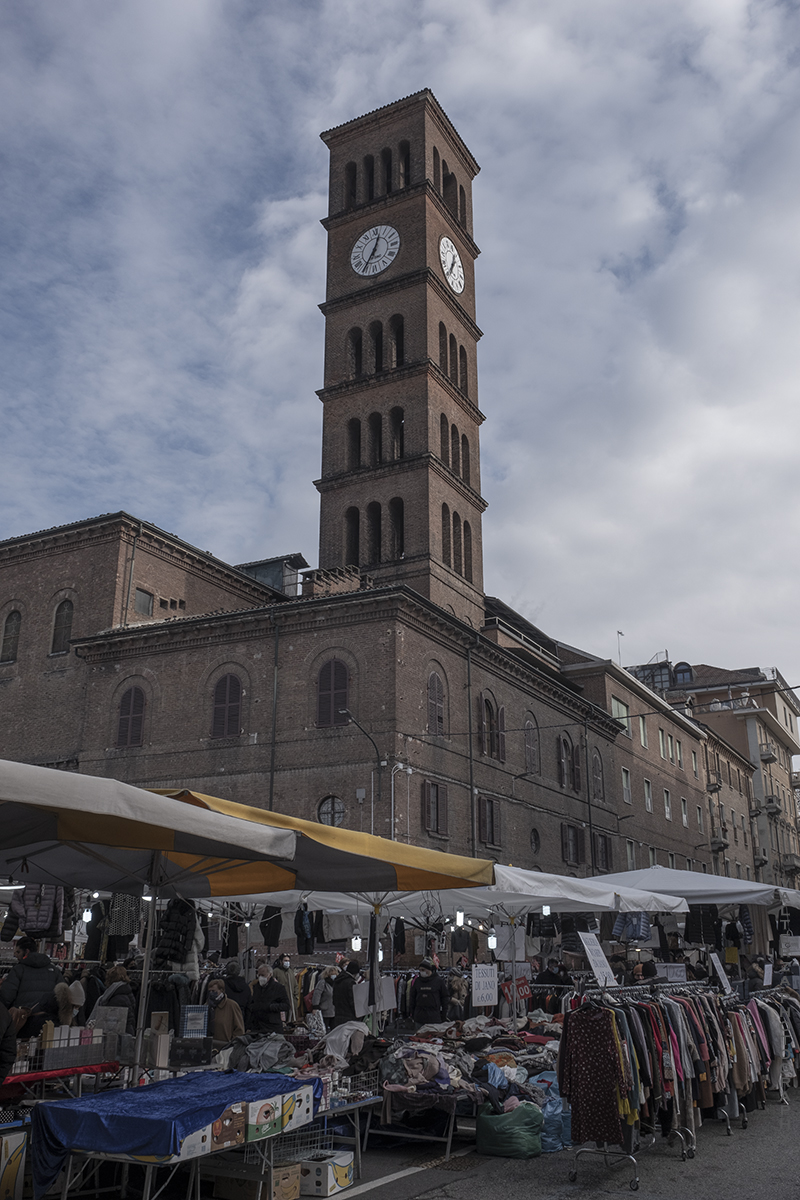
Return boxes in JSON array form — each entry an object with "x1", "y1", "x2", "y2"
[
  {"x1": 0, "y1": 611, "x2": 21, "y2": 664},
  {"x1": 317, "y1": 659, "x2": 348, "y2": 727},
  {"x1": 422, "y1": 780, "x2": 448, "y2": 835},
  {"x1": 134, "y1": 588, "x2": 153, "y2": 617},
  {"x1": 561, "y1": 822, "x2": 585, "y2": 866},
  {"x1": 212, "y1": 674, "x2": 242, "y2": 738},
  {"x1": 524, "y1": 717, "x2": 540, "y2": 774},
  {"x1": 593, "y1": 831, "x2": 613, "y2": 872},
  {"x1": 479, "y1": 694, "x2": 505, "y2": 761},
  {"x1": 428, "y1": 672, "x2": 445, "y2": 736},
  {"x1": 318, "y1": 795, "x2": 346, "y2": 826},
  {"x1": 117, "y1": 686, "x2": 145, "y2": 747},
  {"x1": 592, "y1": 750, "x2": 604, "y2": 801},
  {"x1": 51, "y1": 600, "x2": 73, "y2": 654},
  {"x1": 479, "y1": 795, "x2": 501, "y2": 847}
]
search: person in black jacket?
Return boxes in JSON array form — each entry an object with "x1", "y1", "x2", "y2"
[
  {"x1": 0, "y1": 937, "x2": 64, "y2": 1036},
  {"x1": 246, "y1": 966, "x2": 289, "y2": 1034},
  {"x1": 331, "y1": 960, "x2": 361, "y2": 1027},
  {"x1": 224, "y1": 961, "x2": 251, "y2": 1020},
  {"x1": 0, "y1": 1003, "x2": 16, "y2": 1084},
  {"x1": 409, "y1": 958, "x2": 448, "y2": 1026}
]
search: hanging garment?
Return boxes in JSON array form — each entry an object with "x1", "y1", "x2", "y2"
[
  {"x1": 612, "y1": 912, "x2": 651, "y2": 942},
  {"x1": 295, "y1": 905, "x2": 314, "y2": 955},
  {"x1": 558, "y1": 1005, "x2": 626, "y2": 1145},
  {"x1": 451, "y1": 927, "x2": 470, "y2": 954},
  {"x1": 739, "y1": 905, "x2": 754, "y2": 944},
  {"x1": 259, "y1": 906, "x2": 282, "y2": 948},
  {"x1": 108, "y1": 894, "x2": 142, "y2": 937},
  {"x1": 393, "y1": 918, "x2": 406, "y2": 956},
  {"x1": 684, "y1": 905, "x2": 718, "y2": 945}
]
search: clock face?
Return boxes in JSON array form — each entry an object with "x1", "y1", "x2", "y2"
[
  {"x1": 439, "y1": 237, "x2": 465, "y2": 294},
  {"x1": 350, "y1": 225, "x2": 400, "y2": 277}
]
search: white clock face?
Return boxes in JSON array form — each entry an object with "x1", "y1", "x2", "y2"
[
  {"x1": 350, "y1": 225, "x2": 400, "y2": 277},
  {"x1": 439, "y1": 237, "x2": 465, "y2": 294}
]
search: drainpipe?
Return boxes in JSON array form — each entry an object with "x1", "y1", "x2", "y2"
[
  {"x1": 122, "y1": 523, "x2": 142, "y2": 627},
  {"x1": 584, "y1": 715, "x2": 596, "y2": 874},
  {"x1": 467, "y1": 642, "x2": 476, "y2": 858},
  {"x1": 268, "y1": 617, "x2": 280, "y2": 811}
]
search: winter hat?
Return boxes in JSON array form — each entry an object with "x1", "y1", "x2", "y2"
[
  {"x1": 419, "y1": 957, "x2": 434, "y2": 971},
  {"x1": 346, "y1": 960, "x2": 362, "y2": 976}
]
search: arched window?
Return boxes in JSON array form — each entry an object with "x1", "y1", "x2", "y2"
[
  {"x1": 367, "y1": 411, "x2": 382, "y2": 465},
  {"x1": 440, "y1": 413, "x2": 450, "y2": 464},
  {"x1": 428, "y1": 672, "x2": 445, "y2": 736},
  {"x1": 344, "y1": 162, "x2": 357, "y2": 210},
  {"x1": 366, "y1": 501, "x2": 382, "y2": 565},
  {"x1": 318, "y1": 795, "x2": 346, "y2": 826},
  {"x1": 479, "y1": 693, "x2": 505, "y2": 761},
  {"x1": 449, "y1": 333, "x2": 458, "y2": 384},
  {"x1": 347, "y1": 327, "x2": 363, "y2": 378},
  {"x1": 459, "y1": 184, "x2": 467, "y2": 226},
  {"x1": 212, "y1": 674, "x2": 241, "y2": 739},
  {"x1": 117, "y1": 685, "x2": 145, "y2": 747},
  {"x1": 381, "y1": 148, "x2": 392, "y2": 194},
  {"x1": 389, "y1": 497, "x2": 404, "y2": 558},
  {"x1": 441, "y1": 504, "x2": 451, "y2": 567},
  {"x1": 592, "y1": 749, "x2": 605, "y2": 802},
  {"x1": 450, "y1": 424, "x2": 460, "y2": 476},
  {"x1": 438, "y1": 322, "x2": 448, "y2": 372},
  {"x1": 317, "y1": 659, "x2": 348, "y2": 727},
  {"x1": 51, "y1": 600, "x2": 73, "y2": 655},
  {"x1": 452, "y1": 511, "x2": 463, "y2": 575},
  {"x1": 389, "y1": 407, "x2": 404, "y2": 460},
  {"x1": 461, "y1": 434, "x2": 470, "y2": 486},
  {"x1": 399, "y1": 140, "x2": 410, "y2": 188},
  {"x1": 347, "y1": 418, "x2": 361, "y2": 471},
  {"x1": 459, "y1": 346, "x2": 468, "y2": 395},
  {"x1": 363, "y1": 154, "x2": 374, "y2": 202},
  {"x1": 388, "y1": 315, "x2": 404, "y2": 367},
  {"x1": 433, "y1": 146, "x2": 441, "y2": 192},
  {"x1": 369, "y1": 321, "x2": 383, "y2": 372},
  {"x1": 0, "y1": 611, "x2": 21, "y2": 664},
  {"x1": 557, "y1": 734, "x2": 582, "y2": 793},
  {"x1": 674, "y1": 662, "x2": 693, "y2": 685},
  {"x1": 442, "y1": 162, "x2": 457, "y2": 216},
  {"x1": 524, "y1": 717, "x2": 540, "y2": 775},
  {"x1": 345, "y1": 507, "x2": 360, "y2": 566},
  {"x1": 463, "y1": 521, "x2": 473, "y2": 583}
]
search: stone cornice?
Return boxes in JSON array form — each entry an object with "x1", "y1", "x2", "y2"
[
  {"x1": 314, "y1": 452, "x2": 487, "y2": 513},
  {"x1": 319, "y1": 266, "x2": 483, "y2": 342},
  {"x1": 316, "y1": 360, "x2": 486, "y2": 427}
]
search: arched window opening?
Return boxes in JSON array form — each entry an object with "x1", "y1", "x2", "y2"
[
  {"x1": 459, "y1": 346, "x2": 468, "y2": 395},
  {"x1": 459, "y1": 184, "x2": 467, "y2": 226},
  {"x1": 438, "y1": 322, "x2": 448, "y2": 373},
  {"x1": 366, "y1": 501, "x2": 382, "y2": 565},
  {"x1": 479, "y1": 693, "x2": 500, "y2": 759},
  {"x1": 440, "y1": 413, "x2": 450, "y2": 464},
  {"x1": 363, "y1": 154, "x2": 374, "y2": 203},
  {"x1": 317, "y1": 659, "x2": 349, "y2": 727},
  {"x1": 318, "y1": 795, "x2": 346, "y2": 826},
  {"x1": 117, "y1": 685, "x2": 145, "y2": 748},
  {"x1": 369, "y1": 321, "x2": 383, "y2": 373},
  {"x1": 524, "y1": 717, "x2": 540, "y2": 775},
  {"x1": 381, "y1": 148, "x2": 392, "y2": 194},
  {"x1": 463, "y1": 521, "x2": 473, "y2": 583},
  {"x1": 344, "y1": 162, "x2": 357, "y2": 210},
  {"x1": 557, "y1": 734, "x2": 574, "y2": 790},
  {"x1": 367, "y1": 411, "x2": 382, "y2": 466},
  {"x1": 442, "y1": 162, "x2": 457, "y2": 216},
  {"x1": 441, "y1": 504, "x2": 451, "y2": 567},
  {"x1": 450, "y1": 424, "x2": 460, "y2": 476},
  {"x1": 347, "y1": 418, "x2": 361, "y2": 471},
  {"x1": 428, "y1": 672, "x2": 445, "y2": 736},
  {"x1": 345, "y1": 507, "x2": 360, "y2": 567},
  {"x1": 51, "y1": 599, "x2": 73, "y2": 655},
  {"x1": 592, "y1": 749, "x2": 605, "y2": 802},
  {"x1": 449, "y1": 333, "x2": 458, "y2": 384},
  {"x1": 389, "y1": 407, "x2": 404, "y2": 460},
  {"x1": 453, "y1": 511, "x2": 463, "y2": 575},
  {"x1": 389, "y1": 497, "x2": 404, "y2": 559},
  {"x1": 461, "y1": 434, "x2": 470, "y2": 486},
  {"x1": 0, "y1": 611, "x2": 21, "y2": 664},
  {"x1": 388, "y1": 315, "x2": 404, "y2": 368},
  {"x1": 433, "y1": 147, "x2": 441, "y2": 193},
  {"x1": 212, "y1": 674, "x2": 242, "y2": 739},
  {"x1": 347, "y1": 327, "x2": 363, "y2": 378},
  {"x1": 399, "y1": 140, "x2": 410, "y2": 188}
]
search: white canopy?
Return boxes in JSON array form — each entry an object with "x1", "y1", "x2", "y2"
[{"x1": 598, "y1": 865, "x2": 800, "y2": 909}]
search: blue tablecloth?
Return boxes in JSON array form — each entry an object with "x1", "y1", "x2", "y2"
[{"x1": 31, "y1": 1070, "x2": 322, "y2": 1198}]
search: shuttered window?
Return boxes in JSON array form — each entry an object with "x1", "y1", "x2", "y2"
[
  {"x1": 212, "y1": 674, "x2": 242, "y2": 738},
  {"x1": 317, "y1": 659, "x2": 348, "y2": 727},
  {"x1": 0, "y1": 611, "x2": 21, "y2": 663},
  {"x1": 479, "y1": 795, "x2": 502, "y2": 847},
  {"x1": 593, "y1": 831, "x2": 613, "y2": 872},
  {"x1": 524, "y1": 719, "x2": 539, "y2": 775},
  {"x1": 117, "y1": 686, "x2": 145, "y2": 747},
  {"x1": 561, "y1": 822, "x2": 585, "y2": 866},
  {"x1": 428, "y1": 672, "x2": 445, "y2": 736},
  {"x1": 478, "y1": 693, "x2": 502, "y2": 759},
  {"x1": 422, "y1": 780, "x2": 448, "y2": 835},
  {"x1": 51, "y1": 600, "x2": 73, "y2": 654}
]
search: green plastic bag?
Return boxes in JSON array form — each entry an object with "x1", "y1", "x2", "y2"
[{"x1": 476, "y1": 1101, "x2": 543, "y2": 1158}]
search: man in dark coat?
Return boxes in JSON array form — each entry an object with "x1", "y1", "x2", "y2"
[
  {"x1": 0, "y1": 1003, "x2": 16, "y2": 1084},
  {"x1": 224, "y1": 961, "x2": 251, "y2": 1019},
  {"x1": 246, "y1": 966, "x2": 289, "y2": 1034},
  {"x1": 0, "y1": 936, "x2": 64, "y2": 1035},
  {"x1": 409, "y1": 958, "x2": 448, "y2": 1026},
  {"x1": 331, "y1": 960, "x2": 361, "y2": 1027}
]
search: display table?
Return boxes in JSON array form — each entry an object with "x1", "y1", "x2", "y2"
[
  {"x1": 5, "y1": 1061, "x2": 120, "y2": 1100},
  {"x1": 319, "y1": 1096, "x2": 382, "y2": 1178},
  {"x1": 363, "y1": 1090, "x2": 478, "y2": 1161}
]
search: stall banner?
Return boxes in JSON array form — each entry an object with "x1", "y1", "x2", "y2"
[
  {"x1": 577, "y1": 932, "x2": 615, "y2": 987},
  {"x1": 709, "y1": 952, "x2": 733, "y2": 994},
  {"x1": 472, "y1": 963, "x2": 498, "y2": 1006}
]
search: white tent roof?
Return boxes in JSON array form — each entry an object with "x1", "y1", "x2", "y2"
[{"x1": 598, "y1": 865, "x2": 800, "y2": 909}]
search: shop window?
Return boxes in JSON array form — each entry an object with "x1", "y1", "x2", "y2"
[
  {"x1": 117, "y1": 685, "x2": 145, "y2": 748},
  {"x1": 51, "y1": 600, "x2": 73, "y2": 655},
  {"x1": 212, "y1": 674, "x2": 242, "y2": 739},
  {"x1": 427, "y1": 672, "x2": 445, "y2": 736},
  {"x1": 0, "y1": 611, "x2": 21, "y2": 664},
  {"x1": 479, "y1": 796, "x2": 501, "y2": 847},
  {"x1": 422, "y1": 780, "x2": 448, "y2": 835},
  {"x1": 317, "y1": 659, "x2": 348, "y2": 727}
]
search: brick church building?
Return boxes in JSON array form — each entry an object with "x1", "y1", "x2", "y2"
[{"x1": 0, "y1": 91, "x2": 766, "y2": 882}]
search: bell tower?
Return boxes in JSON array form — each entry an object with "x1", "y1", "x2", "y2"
[{"x1": 316, "y1": 90, "x2": 486, "y2": 627}]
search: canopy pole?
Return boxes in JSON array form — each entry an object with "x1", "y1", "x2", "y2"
[
  {"x1": 511, "y1": 915, "x2": 518, "y2": 1034},
  {"x1": 131, "y1": 851, "x2": 161, "y2": 1086},
  {"x1": 369, "y1": 908, "x2": 379, "y2": 1035}
]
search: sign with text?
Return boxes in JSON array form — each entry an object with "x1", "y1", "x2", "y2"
[
  {"x1": 578, "y1": 931, "x2": 616, "y2": 987},
  {"x1": 780, "y1": 935, "x2": 800, "y2": 958},
  {"x1": 662, "y1": 963, "x2": 687, "y2": 984},
  {"x1": 709, "y1": 952, "x2": 732, "y2": 994},
  {"x1": 763, "y1": 964, "x2": 773, "y2": 987},
  {"x1": 472, "y1": 963, "x2": 498, "y2": 1007},
  {"x1": 516, "y1": 976, "x2": 532, "y2": 1001}
]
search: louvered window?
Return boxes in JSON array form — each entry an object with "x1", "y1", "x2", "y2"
[
  {"x1": 51, "y1": 600, "x2": 73, "y2": 654},
  {"x1": 0, "y1": 611, "x2": 21, "y2": 663},
  {"x1": 479, "y1": 795, "x2": 501, "y2": 847},
  {"x1": 561, "y1": 822, "x2": 585, "y2": 866},
  {"x1": 422, "y1": 780, "x2": 448, "y2": 835},
  {"x1": 317, "y1": 659, "x2": 348, "y2": 727},
  {"x1": 212, "y1": 674, "x2": 242, "y2": 738},
  {"x1": 117, "y1": 686, "x2": 145, "y2": 747},
  {"x1": 428, "y1": 672, "x2": 445, "y2": 736},
  {"x1": 479, "y1": 693, "x2": 503, "y2": 759}
]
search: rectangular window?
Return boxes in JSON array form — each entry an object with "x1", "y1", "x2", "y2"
[
  {"x1": 621, "y1": 767, "x2": 632, "y2": 805},
  {"x1": 668, "y1": 852, "x2": 676, "y2": 869},
  {"x1": 686, "y1": 858, "x2": 693, "y2": 871},
  {"x1": 664, "y1": 789, "x2": 671, "y2": 820},
  {"x1": 746, "y1": 865, "x2": 751, "y2": 880},
  {"x1": 649, "y1": 846, "x2": 657, "y2": 867},
  {"x1": 659, "y1": 729, "x2": 666, "y2": 759},
  {"x1": 692, "y1": 750, "x2": 698, "y2": 777},
  {"x1": 639, "y1": 715, "x2": 648, "y2": 747},
  {"x1": 736, "y1": 862, "x2": 742, "y2": 878},
  {"x1": 422, "y1": 781, "x2": 448, "y2": 836},
  {"x1": 644, "y1": 779, "x2": 653, "y2": 812},
  {"x1": 681, "y1": 797, "x2": 688, "y2": 827},
  {"x1": 702, "y1": 862, "x2": 708, "y2": 873},
  {"x1": 561, "y1": 822, "x2": 586, "y2": 867},
  {"x1": 667, "y1": 734, "x2": 675, "y2": 763},
  {"x1": 676, "y1": 740, "x2": 683, "y2": 769},
  {"x1": 626, "y1": 839, "x2": 636, "y2": 870},
  {"x1": 478, "y1": 795, "x2": 500, "y2": 847},
  {"x1": 134, "y1": 588, "x2": 153, "y2": 617},
  {"x1": 724, "y1": 858, "x2": 730, "y2": 877},
  {"x1": 593, "y1": 831, "x2": 613, "y2": 873},
  {"x1": 697, "y1": 805, "x2": 704, "y2": 832},
  {"x1": 611, "y1": 697, "x2": 631, "y2": 736}
]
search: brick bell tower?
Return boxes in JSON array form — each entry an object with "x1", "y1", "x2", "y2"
[{"x1": 316, "y1": 90, "x2": 486, "y2": 627}]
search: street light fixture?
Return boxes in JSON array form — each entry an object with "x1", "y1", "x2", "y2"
[
  {"x1": 390, "y1": 762, "x2": 413, "y2": 841},
  {"x1": 339, "y1": 709, "x2": 386, "y2": 835}
]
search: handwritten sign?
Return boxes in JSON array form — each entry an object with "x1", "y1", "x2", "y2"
[
  {"x1": 516, "y1": 976, "x2": 532, "y2": 1001},
  {"x1": 763, "y1": 964, "x2": 773, "y2": 987},
  {"x1": 578, "y1": 931, "x2": 616, "y2": 987},
  {"x1": 709, "y1": 952, "x2": 732, "y2": 994},
  {"x1": 662, "y1": 963, "x2": 687, "y2": 983},
  {"x1": 472, "y1": 963, "x2": 498, "y2": 1006}
]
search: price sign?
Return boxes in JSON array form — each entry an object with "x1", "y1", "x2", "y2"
[
  {"x1": 516, "y1": 977, "x2": 531, "y2": 1001},
  {"x1": 709, "y1": 952, "x2": 732, "y2": 994},
  {"x1": 662, "y1": 963, "x2": 687, "y2": 983},
  {"x1": 472, "y1": 963, "x2": 498, "y2": 1006},
  {"x1": 578, "y1": 931, "x2": 616, "y2": 987},
  {"x1": 763, "y1": 964, "x2": 773, "y2": 987},
  {"x1": 500, "y1": 981, "x2": 513, "y2": 1004}
]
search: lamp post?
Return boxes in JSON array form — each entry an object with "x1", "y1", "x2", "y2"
[
  {"x1": 339, "y1": 710, "x2": 386, "y2": 835},
  {"x1": 390, "y1": 762, "x2": 413, "y2": 841}
]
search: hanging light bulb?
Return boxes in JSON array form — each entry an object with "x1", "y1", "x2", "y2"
[
  {"x1": 82, "y1": 908, "x2": 92, "y2": 924},
  {"x1": 92, "y1": 891, "x2": 99, "y2": 899},
  {"x1": 378, "y1": 947, "x2": 384, "y2": 962},
  {"x1": 542, "y1": 905, "x2": 551, "y2": 917},
  {"x1": 487, "y1": 927, "x2": 497, "y2": 950},
  {"x1": 449, "y1": 925, "x2": 455, "y2": 932},
  {"x1": 456, "y1": 910, "x2": 464, "y2": 927},
  {"x1": 244, "y1": 920, "x2": 251, "y2": 928},
  {"x1": 351, "y1": 935, "x2": 362, "y2": 952},
  {"x1": 142, "y1": 888, "x2": 152, "y2": 901}
]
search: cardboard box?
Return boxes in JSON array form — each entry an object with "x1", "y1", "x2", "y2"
[
  {"x1": 145, "y1": 1030, "x2": 171, "y2": 1069},
  {"x1": 213, "y1": 1161, "x2": 301, "y2": 1200},
  {"x1": 210, "y1": 1102, "x2": 245, "y2": 1151},
  {"x1": 299, "y1": 1152, "x2": 353, "y2": 1196},
  {"x1": 0, "y1": 1131, "x2": 26, "y2": 1200},
  {"x1": 245, "y1": 1096, "x2": 284, "y2": 1142},
  {"x1": 282, "y1": 1085, "x2": 314, "y2": 1132},
  {"x1": 169, "y1": 1036, "x2": 213, "y2": 1068}
]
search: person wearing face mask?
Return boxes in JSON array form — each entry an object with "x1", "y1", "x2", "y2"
[
  {"x1": 206, "y1": 979, "x2": 245, "y2": 1049},
  {"x1": 272, "y1": 956, "x2": 298, "y2": 1021},
  {"x1": 247, "y1": 965, "x2": 290, "y2": 1034},
  {"x1": 311, "y1": 966, "x2": 339, "y2": 1022},
  {"x1": 410, "y1": 958, "x2": 448, "y2": 1027},
  {"x1": 331, "y1": 960, "x2": 362, "y2": 1027}
]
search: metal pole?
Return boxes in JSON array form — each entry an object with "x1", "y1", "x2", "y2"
[
  {"x1": 585, "y1": 717, "x2": 596, "y2": 875},
  {"x1": 132, "y1": 852, "x2": 161, "y2": 1086},
  {"x1": 268, "y1": 619, "x2": 280, "y2": 811},
  {"x1": 341, "y1": 710, "x2": 383, "y2": 829}
]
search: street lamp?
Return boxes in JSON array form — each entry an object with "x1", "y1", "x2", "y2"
[
  {"x1": 339, "y1": 709, "x2": 386, "y2": 835},
  {"x1": 390, "y1": 762, "x2": 413, "y2": 841}
]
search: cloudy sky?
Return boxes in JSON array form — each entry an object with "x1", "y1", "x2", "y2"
[{"x1": 3, "y1": 0, "x2": 800, "y2": 686}]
